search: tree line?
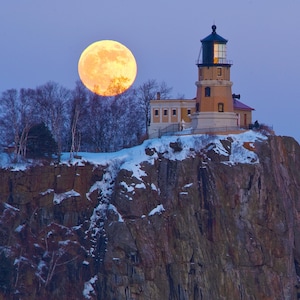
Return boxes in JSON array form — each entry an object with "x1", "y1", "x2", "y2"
[{"x1": 0, "y1": 79, "x2": 175, "y2": 161}]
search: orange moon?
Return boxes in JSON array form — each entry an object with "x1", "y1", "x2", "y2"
[{"x1": 78, "y1": 40, "x2": 137, "y2": 96}]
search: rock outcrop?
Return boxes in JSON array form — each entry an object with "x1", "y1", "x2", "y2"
[{"x1": 0, "y1": 132, "x2": 300, "y2": 299}]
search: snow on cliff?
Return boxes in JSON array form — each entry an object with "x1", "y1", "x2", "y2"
[
  {"x1": 0, "y1": 131, "x2": 267, "y2": 173},
  {"x1": 61, "y1": 130, "x2": 267, "y2": 171}
]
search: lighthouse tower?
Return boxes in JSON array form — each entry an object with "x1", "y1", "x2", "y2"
[{"x1": 191, "y1": 25, "x2": 238, "y2": 131}]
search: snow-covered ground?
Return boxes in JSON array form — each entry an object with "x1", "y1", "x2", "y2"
[
  {"x1": 61, "y1": 130, "x2": 267, "y2": 169},
  {"x1": 0, "y1": 131, "x2": 267, "y2": 172}
]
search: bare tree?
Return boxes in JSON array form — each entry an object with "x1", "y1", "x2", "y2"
[
  {"x1": 158, "y1": 80, "x2": 173, "y2": 99},
  {"x1": 0, "y1": 89, "x2": 20, "y2": 158},
  {"x1": 0, "y1": 88, "x2": 39, "y2": 160},
  {"x1": 69, "y1": 81, "x2": 88, "y2": 158},
  {"x1": 76, "y1": 87, "x2": 144, "y2": 152},
  {"x1": 17, "y1": 88, "x2": 39, "y2": 158},
  {"x1": 36, "y1": 81, "x2": 70, "y2": 154},
  {"x1": 75, "y1": 80, "x2": 172, "y2": 152},
  {"x1": 0, "y1": 79, "x2": 174, "y2": 158},
  {"x1": 136, "y1": 79, "x2": 172, "y2": 136},
  {"x1": 44, "y1": 247, "x2": 78, "y2": 287},
  {"x1": 83, "y1": 92, "x2": 109, "y2": 152}
]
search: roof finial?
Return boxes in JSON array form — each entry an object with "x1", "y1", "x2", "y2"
[{"x1": 212, "y1": 24, "x2": 217, "y2": 33}]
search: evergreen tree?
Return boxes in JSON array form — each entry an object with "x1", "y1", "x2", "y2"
[{"x1": 26, "y1": 122, "x2": 58, "y2": 158}]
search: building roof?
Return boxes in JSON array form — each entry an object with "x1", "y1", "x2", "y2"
[
  {"x1": 151, "y1": 98, "x2": 194, "y2": 102},
  {"x1": 201, "y1": 25, "x2": 228, "y2": 43},
  {"x1": 233, "y1": 99, "x2": 255, "y2": 111}
]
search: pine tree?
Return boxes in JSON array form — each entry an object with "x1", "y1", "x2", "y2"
[{"x1": 26, "y1": 122, "x2": 58, "y2": 158}]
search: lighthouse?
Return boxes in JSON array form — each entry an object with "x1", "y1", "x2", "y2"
[{"x1": 191, "y1": 25, "x2": 238, "y2": 131}]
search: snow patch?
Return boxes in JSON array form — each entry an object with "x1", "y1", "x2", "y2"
[
  {"x1": 151, "y1": 183, "x2": 157, "y2": 190},
  {"x1": 37, "y1": 260, "x2": 47, "y2": 272},
  {"x1": 135, "y1": 182, "x2": 146, "y2": 189},
  {"x1": 86, "y1": 181, "x2": 102, "y2": 201},
  {"x1": 83, "y1": 275, "x2": 97, "y2": 299},
  {"x1": 58, "y1": 240, "x2": 71, "y2": 246},
  {"x1": 150, "y1": 183, "x2": 160, "y2": 195},
  {"x1": 3, "y1": 203, "x2": 19, "y2": 211},
  {"x1": 108, "y1": 204, "x2": 124, "y2": 222},
  {"x1": 212, "y1": 140, "x2": 230, "y2": 156},
  {"x1": 120, "y1": 181, "x2": 145, "y2": 194},
  {"x1": 184, "y1": 183, "x2": 193, "y2": 188},
  {"x1": 40, "y1": 189, "x2": 54, "y2": 196},
  {"x1": 53, "y1": 189, "x2": 80, "y2": 204},
  {"x1": 14, "y1": 256, "x2": 28, "y2": 265},
  {"x1": 15, "y1": 224, "x2": 25, "y2": 233},
  {"x1": 149, "y1": 204, "x2": 165, "y2": 216},
  {"x1": 120, "y1": 181, "x2": 135, "y2": 193}
]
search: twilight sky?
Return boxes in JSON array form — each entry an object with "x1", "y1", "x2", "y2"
[{"x1": 1, "y1": 1, "x2": 300, "y2": 142}]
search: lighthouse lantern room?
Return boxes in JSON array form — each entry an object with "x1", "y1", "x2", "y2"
[{"x1": 200, "y1": 24, "x2": 229, "y2": 65}]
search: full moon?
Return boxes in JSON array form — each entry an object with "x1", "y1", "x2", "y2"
[{"x1": 78, "y1": 40, "x2": 137, "y2": 96}]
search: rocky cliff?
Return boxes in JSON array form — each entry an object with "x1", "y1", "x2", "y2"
[{"x1": 0, "y1": 132, "x2": 300, "y2": 300}]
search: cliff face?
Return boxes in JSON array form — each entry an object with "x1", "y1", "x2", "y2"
[{"x1": 0, "y1": 133, "x2": 300, "y2": 300}]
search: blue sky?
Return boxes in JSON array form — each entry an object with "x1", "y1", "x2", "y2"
[{"x1": 1, "y1": 1, "x2": 300, "y2": 142}]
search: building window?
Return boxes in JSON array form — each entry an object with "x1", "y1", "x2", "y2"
[
  {"x1": 154, "y1": 109, "x2": 159, "y2": 116},
  {"x1": 187, "y1": 109, "x2": 191, "y2": 115},
  {"x1": 172, "y1": 109, "x2": 176, "y2": 116},
  {"x1": 217, "y1": 67, "x2": 222, "y2": 76},
  {"x1": 164, "y1": 109, "x2": 168, "y2": 116},
  {"x1": 218, "y1": 103, "x2": 224, "y2": 112},
  {"x1": 205, "y1": 87, "x2": 211, "y2": 97}
]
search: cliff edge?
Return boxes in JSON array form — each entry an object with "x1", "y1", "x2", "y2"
[{"x1": 0, "y1": 132, "x2": 300, "y2": 300}]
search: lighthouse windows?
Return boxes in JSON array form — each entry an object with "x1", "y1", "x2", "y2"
[
  {"x1": 214, "y1": 43, "x2": 226, "y2": 64},
  {"x1": 218, "y1": 103, "x2": 224, "y2": 112},
  {"x1": 205, "y1": 87, "x2": 211, "y2": 97}
]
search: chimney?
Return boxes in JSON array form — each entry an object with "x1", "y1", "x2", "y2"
[{"x1": 156, "y1": 92, "x2": 161, "y2": 100}]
